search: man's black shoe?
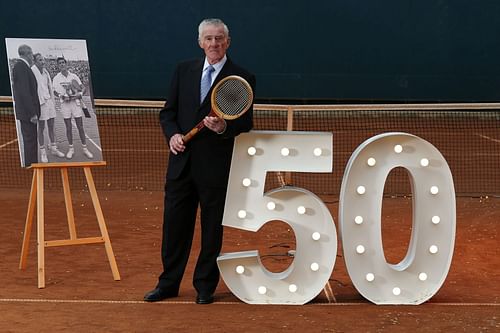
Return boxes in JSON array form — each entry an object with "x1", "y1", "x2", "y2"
[
  {"x1": 143, "y1": 288, "x2": 177, "y2": 302},
  {"x1": 195, "y1": 293, "x2": 214, "y2": 304}
]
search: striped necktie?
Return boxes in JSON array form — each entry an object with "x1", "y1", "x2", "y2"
[{"x1": 200, "y1": 65, "x2": 215, "y2": 104}]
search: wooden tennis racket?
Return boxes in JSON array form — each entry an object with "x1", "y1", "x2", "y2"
[{"x1": 182, "y1": 75, "x2": 253, "y2": 143}]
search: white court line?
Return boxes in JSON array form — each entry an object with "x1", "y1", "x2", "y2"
[
  {"x1": 104, "y1": 149, "x2": 169, "y2": 152},
  {"x1": 322, "y1": 281, "x2": 336, "y2": 303},
  {"x1": 4, "y1": 141, "x2": 187, "y2": 153},
  {"x1": 322, "y1": 287, "x2": 332, "y2": 303},
  {"x1": 71, "y1": 118, "x2": 102, "y2": 152},
  {"x1": 326, "y1": 282, "x2": 337, "y2": 303},
  {"x1": 312, "y1": 302, "x2": 500, "y2": 307},
  {"x1": 0, "y1": 298, "x2": 498, "y2": 306},
  {"x1": 0, "y1": 138, "x2": 18, "y2": 149},
  {"x1": 86, "y1": 135, "x2": 102, "y2": 152},
  {"x1": 477, "y1": 134, "x2": 500, "y2": 144}
]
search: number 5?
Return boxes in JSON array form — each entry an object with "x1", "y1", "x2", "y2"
[{"x1": 218, "y1": 131, "x2": 337, "y2": 304}]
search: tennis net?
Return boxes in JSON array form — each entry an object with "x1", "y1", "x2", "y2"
[{"x1": 1, "y1": 100, "x2": 499, "y2": 197}]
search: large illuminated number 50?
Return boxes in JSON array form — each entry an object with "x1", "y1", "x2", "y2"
[
  {"x1": 339, "y1": 132, "x2": 456, "y2": 304},
  {"x1": 218, "y1": 131, "x2": 336, "y2": 304}
]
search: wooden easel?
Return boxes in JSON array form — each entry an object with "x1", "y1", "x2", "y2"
[{"x1": 19, "y1": 161, "x2": 121, "y2": 288}]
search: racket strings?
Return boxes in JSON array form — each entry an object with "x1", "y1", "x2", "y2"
[{"x1": 214, "y1": 80, "x2": 252, "y2": 116}]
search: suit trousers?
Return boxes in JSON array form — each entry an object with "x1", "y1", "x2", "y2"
[
  {"x1": 158, "y1": 159, "x2": 226, "y2": 295},
  {"x1": 20, "y1": 120, "x2": 38, "y2": 167}
]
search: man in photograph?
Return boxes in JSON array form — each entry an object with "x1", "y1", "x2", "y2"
[
  {"x1": 31, "y1": 53, "x2": 65, "y2": 162},
  {"x1": 52, "y1": 57, "x2": 93, "y2": 159},
  {"x1": 11, "y1": 44, "x2": 40, "y2": 167}
]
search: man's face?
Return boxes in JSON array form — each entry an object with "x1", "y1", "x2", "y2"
[
  {"x1": 34, "y1": 55, "x2": 44, "y2": 68},
  {"x1": 198, "y1": 24, "x2": 230, "y2": 64},
  {"x1": 57, "y1": 60, "x2": 67, "y2": 72}
]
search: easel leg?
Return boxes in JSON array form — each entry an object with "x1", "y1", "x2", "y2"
[
  {"x1": 61, "y1": 168, "x2": 77, "y2": 239},
  {"x1": 36, "y1": 168, "x2": 45, "y2": 288},
  {"x1": 19, "y1": 170, "x2": 38, "y2": 269},
  {"x1": 83, "y1": 167, "x2": 121, "y2": 281}
]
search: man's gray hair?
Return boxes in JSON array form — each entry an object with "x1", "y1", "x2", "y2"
[
  {"x1": 198, "y1": 18, "x2": 229, "y2": 40},
  {"x1": 18, "y1": 44, "x2": 32, "y2": 57}
]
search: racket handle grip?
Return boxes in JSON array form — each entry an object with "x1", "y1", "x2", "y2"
[
  {"x1": 182, "y1": 128, "x2": 199, "y2": 143},
  {"x1": 182, "y1": 110, "x2": 216, "y2": 143},
  {"x1": 182, "y1": 121, "x2": 206, "y2": 143}
]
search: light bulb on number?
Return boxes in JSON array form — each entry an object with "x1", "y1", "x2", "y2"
[
  {"x1": 288, "y1": 284, "x2": 298, "y2": 293},
  {"x1": 357, "y1": 186, "x2": 366, "y2": 195},
  {"x1": 420, "y1": 158, "x2": 429, "y2": 167},
  {"x1": 242, "y1": 178, "x2": 251, "y2": 187},
  {"x1": 281, "y1": 147, "x2": 290, "y2": 156},
  {"x1": 394, "y1": 145, "x2": 403, "y2": 153},
  {"x1": 367, "y1": 157, "x2": 376, "y2": 166},
  {"x1": 310, "y1": 262, "x2": 319, "y2": 271},
  {"x1": 247, "y1": 146, "x2": 256, "y2": 156},
  {"x1": 237, "y1": 210, "x2": 247, "y2": 219},
  {"x1": 266, "y1": 201, "x2": 276, "y2": 211},
  {"x1": 297, "y1": 206, "x2": 306, "y2": 215},
  {"x1": 312, "y1": 232, "x2": 321, "y2": 241},
  {"x1": 258, "y1": 286, "x2": 267, "y2": 295},
  {"x1": 313, "y1": 148, "x2": 322, "y2": 156},
  {"x1": 235, "y1": 265, "x2": 245, "y2": 274}
]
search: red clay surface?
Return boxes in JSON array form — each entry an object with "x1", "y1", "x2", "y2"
[{"x1": 0, "y1": 189, "x2": 499, "y2": 332}]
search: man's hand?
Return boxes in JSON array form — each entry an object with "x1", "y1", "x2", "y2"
[
  {"x1": 169, "y1": 133, "x2": 186, "y2": 155},
  {"x1": 203, "y1": 116, "x2": 226, "y2": 134},
  {"x1": 30, "y1": 115, "x2": 38, "y2": 124}
]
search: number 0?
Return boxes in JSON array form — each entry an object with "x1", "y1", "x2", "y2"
[{"x1": 339, "y1": 133, "x2": 456, "y2": 304}]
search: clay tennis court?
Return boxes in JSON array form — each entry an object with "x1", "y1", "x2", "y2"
[
  {"x1": 0, "y1": 191, "x2": 499, "y2": 332},
  {"x1": 0, "y1": 106, "x2": 499, "y2": 331}
]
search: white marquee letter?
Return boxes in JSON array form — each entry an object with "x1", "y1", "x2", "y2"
[
  {"x1": 218, "y1": 131, "x2": 337, "y2": 304},
  {"x1": 339, "y1": 132, "x2": 456, "y2": 304}
]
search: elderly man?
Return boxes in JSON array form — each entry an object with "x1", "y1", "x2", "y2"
[{"x1": 144, "y1": 18, "x2": 256, "y2": 304}]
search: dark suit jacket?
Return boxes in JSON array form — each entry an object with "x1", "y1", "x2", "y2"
[
  {"x1": 11, "y1": 59, "x2": 40, "y2": 121},
  {"x1": 159, "y1": 57, "x2": 256, "y2": 187}
]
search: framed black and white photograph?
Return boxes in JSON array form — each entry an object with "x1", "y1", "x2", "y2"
[{"x1": 5, "y1": 38, "x2": 102, "y2": 167}]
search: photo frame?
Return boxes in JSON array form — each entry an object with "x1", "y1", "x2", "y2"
[{"x1": 5, "y1": 38, "x2": 102, "y2": 167}]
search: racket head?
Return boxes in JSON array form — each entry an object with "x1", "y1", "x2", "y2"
[{"x1": 210, "y1": 75, "x2": 253, "y2": 120}]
